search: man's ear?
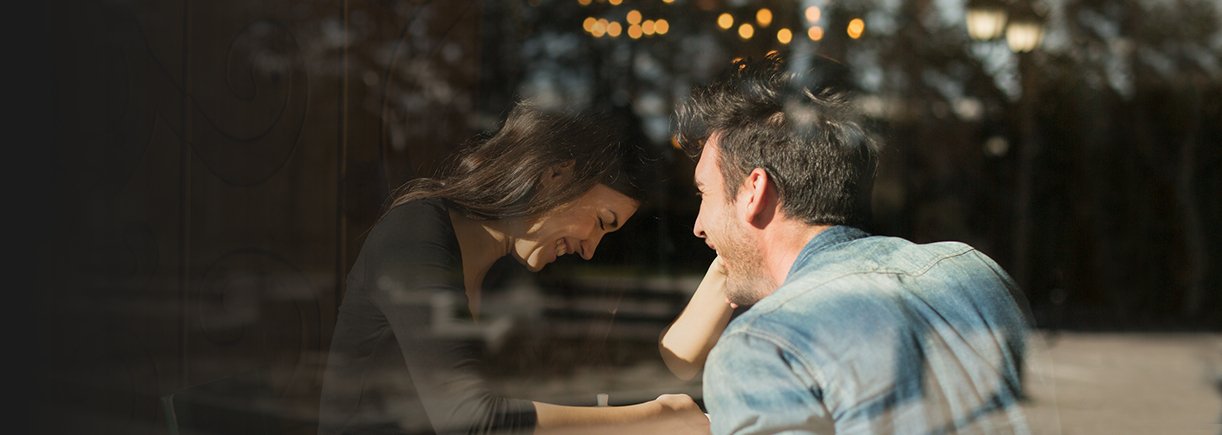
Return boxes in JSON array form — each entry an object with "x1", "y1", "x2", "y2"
[{"x1": 740, "y1": 168, "x2": 776, "y2": 228}]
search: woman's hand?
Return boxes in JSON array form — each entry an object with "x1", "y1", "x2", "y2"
[
  {"x1": 650, "y1": 394, "x2": 711, "y2": 434},
  {"x1": 533, "y1": 394, "x2": 709, "y2": 435},
  {"x1": 659, "y1": 257, "x2": 735, "y2": 380}
]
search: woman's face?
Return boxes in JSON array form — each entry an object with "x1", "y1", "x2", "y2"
[{"x1": 511, "y1": 183, "x2": 639, "y2": 272}]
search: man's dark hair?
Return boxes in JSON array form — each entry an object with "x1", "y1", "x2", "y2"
[{"x1": 675, "y1": 54, "x2": 880, "y2": 226}]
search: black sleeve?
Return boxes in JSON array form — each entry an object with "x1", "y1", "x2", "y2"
[{"x1": 363, "y1": 202, "x2": 538, "y2": 434}]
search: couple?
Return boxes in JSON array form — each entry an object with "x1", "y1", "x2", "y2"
[{"x1": 319, "y1": 56, "x2": 1033, "y2": 435}]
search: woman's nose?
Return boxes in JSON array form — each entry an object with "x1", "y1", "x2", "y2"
[{"x1": 580, "y1": 231, "x2": 605, "y2": 260}]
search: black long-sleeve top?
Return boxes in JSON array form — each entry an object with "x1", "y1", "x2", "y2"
[{"x1": 319, "y1": 199, "x2": 538, "y2": 435}]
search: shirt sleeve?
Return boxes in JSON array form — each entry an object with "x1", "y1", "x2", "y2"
[
  {"x1": 365, "y1": 203, "x2": 537, "y2": 434},
  {"x1": 703, "y1": 329, "x2": 834, "y2": 435}
]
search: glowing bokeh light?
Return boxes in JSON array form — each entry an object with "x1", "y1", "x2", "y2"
[
  {"x1": 592, "y1": 19, "x2": 607, "y2": 37},
  {"x1": 805, "y1": 6, "x2": 821, "y2": 22},
  {"x1": 627, "y1": 10, "x2": 642, "y2": 24},
  {"x1": 756, "y1": 8, "x2": 773, "y2": 27},
  {"x1": 738, "y1": 23, "x2": 755, "y2": 39},
  {"x1": 777, "y1": 28, "x2": 792, "y2": 44},
  {"x1": 628, "y1": 24, "x2": 643, "y2": 39},
  {"x1": 847, "y1": 18, "x2": 865, "y2": 39},
  {"x1": 808, "y1": 26, "x2": 824, "y2": 41},
  {"x1": 607, "y1": 21, "x2": 622, "y2": 37},
  {"x1": 717, "y1": 13, "x2": 734, "y2": 30}
]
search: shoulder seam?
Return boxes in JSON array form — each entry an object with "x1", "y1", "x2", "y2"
[
  {"x1": 717, "y1": 328, "x2": 827, "y2": 387},
  {"x1": 755, "y1": 245, "x2": 980, "y2": 315}
]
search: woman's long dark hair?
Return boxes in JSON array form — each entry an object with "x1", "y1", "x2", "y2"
[{"x1": 387, "y1": 102, "x2": 651, "y2": 220}]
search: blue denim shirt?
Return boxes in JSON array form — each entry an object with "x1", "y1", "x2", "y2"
[{"x1": 704, "y1": 226, "x2": 1032, "y2": 435}]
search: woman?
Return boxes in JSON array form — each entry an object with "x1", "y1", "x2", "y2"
[
  {"x1": 319, "y1": 103, "x2": 708, "y2": 435},
  {"x1": 658, "y1": 257, "x2": 734, "y2": 382}
]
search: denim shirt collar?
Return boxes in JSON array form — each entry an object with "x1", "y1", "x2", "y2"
[{"x1": 783, "y1": 225, "x2": 869, "y2": 286}]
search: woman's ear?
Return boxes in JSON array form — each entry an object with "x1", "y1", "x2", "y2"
[{"x1": 541, "y1": 160, "x2": 576, "y2": 187}]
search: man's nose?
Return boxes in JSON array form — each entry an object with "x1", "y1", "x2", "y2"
[{"x1": 692, "y1": 214, "x2": 707, "y2": 239}]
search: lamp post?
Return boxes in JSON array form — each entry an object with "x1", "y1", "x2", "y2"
[{"x1": 965, "y1": 0, "x2": 1049, "y2": 293}]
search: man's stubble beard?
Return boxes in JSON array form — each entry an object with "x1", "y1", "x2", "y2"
[{"x1": 717, "y1": 214, "x2": 775, "y2": 307}]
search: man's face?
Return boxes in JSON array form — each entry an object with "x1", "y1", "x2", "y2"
[{"x1": 692, "y1": 134, "x2": 771, "y2": 306}]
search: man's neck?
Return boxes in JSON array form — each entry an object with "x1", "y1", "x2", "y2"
[{"x1": 760, "y1": 221, "x2": 831, "y2": 288}]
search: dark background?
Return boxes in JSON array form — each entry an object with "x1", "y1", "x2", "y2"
[{"x1": 31, "y1": 0, "x2": 1220, "y2": 433}]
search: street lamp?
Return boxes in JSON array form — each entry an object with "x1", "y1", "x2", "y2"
[
  {"x1": 1005, "y1": 2, "x2": 1047, "y2": 53},
  {"x1": 966, "y1": 0, "x2": 1008, "y2": 40}
]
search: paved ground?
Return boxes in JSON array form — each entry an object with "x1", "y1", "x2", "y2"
[
  {"x1": 499, "y1": 331, "x2": 1222, "y2": 434},
  {"x1": 1020, "y1": 332, "x2": 1221, "y2": 435}
]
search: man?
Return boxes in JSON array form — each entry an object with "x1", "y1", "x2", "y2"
[{"x1": 663, "y1": 56, "x2": 1034, "y2": 434}]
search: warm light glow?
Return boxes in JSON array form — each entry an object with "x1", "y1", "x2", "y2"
[
  {"x1": 807, "y1": 26, "x2": 824, "y2": 41},
  {"x1": 966, "y1": 6, "x2": 1008, "y2": 40},
  {"x1": 592, "y1": 19, "x2": 607, "y2": 37},
  {"x1": 655, "y1": 19, "x2": 670, "y2": 35},
  {"x1": 663, "y1": 0, "x2": 674, "y2": 3},
  {"x1": 717, "y1": 13, "x2": 734, "y2": 30},
  {"x1": 756, "y1": 8, "x2": 773, "y2": 27},
  {"x1": 628, "y1": 24, "x2": 643, "y2": 39},
  {"x1": 607, "y1": 21, "x2": 622, "y2": 37},
  {"x1": 609, "y1": 0, "x2": 623, "y2": 5},
  {"x1": 766, "y1": 49, "x2": 779, "y2": 57},
  {"x1": 777, "y1": 28, "x2": 792, "y2": 44},
  {"x1": 805, "y1": 6, "x2": 821, "y2": 22},
  {"x1": 738, "y1": 23, "x2": 755, "y2": 39},
  {"x1": 1005, "y1": 19, "x2": 1044, "y2": 52},
  {"x1": 642, "y1": 19, "x2": 656, "y2": 35},
  {"x1": 847, "y1": 18, "x2": 865, "y2": 39},
  {"x1": 583, "y1": 17, "x2": 597, "y2": 32},
  {"x1": 578, "y1": 0, "x2": 592, "y2": 6},
  {"x1": 626, "y1": 10, "x2": 642, "y2": 24}
]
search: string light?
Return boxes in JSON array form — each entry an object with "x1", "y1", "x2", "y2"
[
  {"x1": 807, "y1": 26, "x2": 824, "y2": 41},
  {"x1": 738, "y1": 23, "x2": 755, "y2": 39},
  {"x1": 847, "y1": 18, "x2": 865, "y2": 39},
  {"x1": 607, "y1": 21, "x2": 623, "y2": 37},
  {"x1": 642, "y1": 19, "x2": 656, "y2": 35},
  {"x1": 804, "y1": 6, "x2": 821, "y2": 22},
  {"x1": 777, "y1": 28, "x2": 792, "y2": 44},
  {"x1": 627, "y1": 10, "x2": 642, "y2": 25},
  {"x1": 655, "y1": 19, "x2": 669, "y2": 35},
  {"x1": 756, "y1": 8, "x2": 773, "y2": 27},
  {"x1": 717, "y1": 13, "x2": 734, "y2": 30},
  {"x1": 583, "y1": 17, "x2": 596, "y2": 32},
  {"x1": 628, "y1": 24, "x2": 643, "y2": 39},
  {"x1": 592, "y1": 19, "x2": 607, "y2": 37}
]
